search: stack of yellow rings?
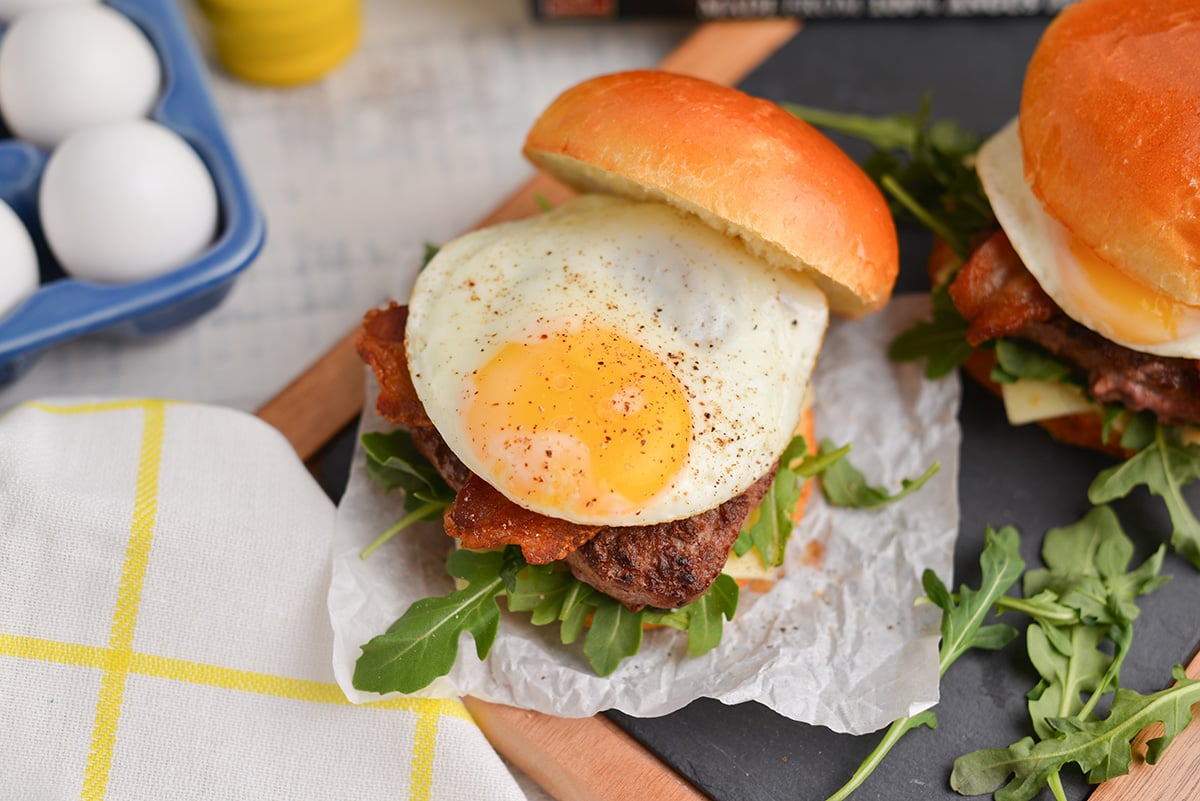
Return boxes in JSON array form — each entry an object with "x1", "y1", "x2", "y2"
[{"x1": 195, "y1": 0, "x2": 360, "y2": 86}]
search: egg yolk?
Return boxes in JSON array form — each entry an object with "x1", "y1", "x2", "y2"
[
  {"x1": 465, "y1": 326, "x2": 691, "y2": 519},
  {"x1": 1058, "y1": 231, "x2": 1200, "y2": 346}
]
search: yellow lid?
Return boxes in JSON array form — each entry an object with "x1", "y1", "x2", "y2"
[{"x1": 215, "y1": 11, "x2": 360, "y2": 86}]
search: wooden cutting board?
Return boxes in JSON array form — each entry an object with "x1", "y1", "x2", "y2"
[{"x1": 255, "y1": 16, "x2": 1200, "y2": 801}]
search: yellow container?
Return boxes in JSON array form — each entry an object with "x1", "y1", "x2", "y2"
[{"x1": 196, "y1": 0, "x2": 360, "y2": 86}]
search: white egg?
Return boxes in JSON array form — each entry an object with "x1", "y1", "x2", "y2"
[
  {"x1": 406, "y1": 195, "x2": 829, "y2": 527},
  {"x1": 39, "y1": 119, "x2": 219, "y2": 282},
  {"x1": 0, "y1": 0, "x2": 97, "y2": 23},
  {"x1": 978, "y1": 118, "x2": 1200, "y2": 359},
  {"x1": 0, "y1": 4, "x2": 161, "y2": 149},
  {"x1": 0, "y1": 198, "x2": 38, "y2": 319}
]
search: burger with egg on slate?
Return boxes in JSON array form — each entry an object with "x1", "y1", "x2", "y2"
[
  {"x1": 354, "y1": 70, "x2": 898, "y2": 677},
  {"x1": 938, "y1": 0, "x2": 1200, "y2": 455}
]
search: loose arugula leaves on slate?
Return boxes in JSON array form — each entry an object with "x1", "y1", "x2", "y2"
[
  {"x1": 827, "y1": 507, "x2": 1180, "y2": 801},
  {"x1": 824, "y1": 526, "x2": 1025, "y2": 801},
  {"x1": 952, "y1": 671, "x2": 1200, "y2": 800},
  {"x1": 948, "y1": 506, "x2": 1171, "y2": 801},
  {"x1": 1089, "y1": 425, "x2": 1200, "y2": 568}
]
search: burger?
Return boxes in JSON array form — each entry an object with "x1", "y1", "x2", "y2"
[
  {"x1": 936, "y1": 0, "x2": 1200, "y2": 457},
  {"x1": 353, "y1": 69, "x2": 899, "y2": 689}
]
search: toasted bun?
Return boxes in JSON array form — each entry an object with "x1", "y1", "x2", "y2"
[
  {"x1": 1019, "y1": 0, "x2": 1200, "y2": 303},
  {"x1": 523, "y1": 70, "x2": 899, "y2": 318}
]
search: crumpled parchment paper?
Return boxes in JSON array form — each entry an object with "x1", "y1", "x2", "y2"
[{"x1": 328, "y1": 293, "x2": 960, "y2": 735}]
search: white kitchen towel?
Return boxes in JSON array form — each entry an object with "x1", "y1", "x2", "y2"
[{"x1": 0, "y1": 398, "x2": 528, "y2": 801}]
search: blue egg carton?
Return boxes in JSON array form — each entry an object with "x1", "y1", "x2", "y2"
[{"x1": 0, "y1": 0, "x2": 265, "y2": 386}]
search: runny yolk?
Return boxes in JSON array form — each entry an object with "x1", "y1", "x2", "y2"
[
  {"x1": 1060, "y1": 232, "x2": 1200, "y2": 346},
  {"x1": 465, "y1": 326, "x2": 691, "y2": 520}
]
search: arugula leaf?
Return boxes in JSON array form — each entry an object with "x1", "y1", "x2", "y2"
[
  {"x1": 823, "y1": 526, "x2": 1025, "y2": 801},
  {"x1": 819, "y1": 438, "x2": 941, "y2": 510},
  {"x1": 733, "y1": 434, "x2": 849, "y2": 566},
  {"x1": 887, "y1": 284, "x2": 974, "y2": 379},
  {"x1": 1089, "y1": 424, "x2": 1200, "y2": 568},
  {"x1": 584, "y1": 598, "x2": 644, "y2": 676},
  {"x1": 681, "y1": 574, "x2": 738, "y2": 657},
  {"x1": 421, "y1": 243, "x2": 440, "y2": 268},
  {"x1": 784, "y1": 97, "x2": 990, "y2": 258},
  {"x1": 1018, "y1": 512, "x2": 1169, "y2": 795},
  {"x1": 359, "y1": 430, "x2": 456, "y2": 558},
  {"x1": 504, "y1": 561, "x2": 575, "y2": 625},
  {"x1": 989, "y1": 339, "x2": 1072, "y2": 385},
  {"x1": 951, "y1": 669, "x2": 1200, "y2": 800},
  {"x1": 950, "y1": 506, "x2": 1170, "y2": 800},
  {"x1": 353, "y1": 548, "x2": 506, "y2": 694}
]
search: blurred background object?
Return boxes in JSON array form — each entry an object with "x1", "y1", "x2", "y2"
[{"x1": 195, "y1": 0, "x2": 362, "y2": 86}]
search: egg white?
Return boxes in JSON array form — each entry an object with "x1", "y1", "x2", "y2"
[
  {"x1": 405, "y1": 194, "x2": 829, "y2": 526},
  {"x1": 977, "y1": 119, "x2": 1200, "y2": 358}
]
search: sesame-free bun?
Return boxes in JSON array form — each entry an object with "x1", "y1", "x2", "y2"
[
  {"x1": 523, "y1": 70, "x2": 899, "y2": 318},
  {"x1": 1019, "y1": 0, "x2": 1200, "y2": 303}
]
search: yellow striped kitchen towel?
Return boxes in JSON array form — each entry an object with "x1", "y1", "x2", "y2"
[{"x1": 0, "y1": 399, "x2": 530, "y2": 801}]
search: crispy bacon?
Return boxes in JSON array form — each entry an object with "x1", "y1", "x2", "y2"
[
  {"x1": 948, "y1": 230, "x2": 1058, "y2": 346},
  {"x1": 445, "y1": 475, "x2": 601, "y2": 564},
  {"x1": 356, "y1": 303, "x2": 431, "y2": 428},
  {"x1": 946, "y1": 233, "x2": 1200, "y2": 427}
]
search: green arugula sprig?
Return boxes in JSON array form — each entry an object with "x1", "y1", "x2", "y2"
[
  {"x1": 819, "y1": 438, "x2": 941, "y2": 509},
  {"x1": 952, "y1": 671, "x2": 1200, "y2": 800},
  {"x1": 733, "y1": 436, "x2": 940, "y2": 568},
  {"x1": 827, "y1": 506, "x2": 1175, "y2": 801},
  {"x1": 824, "y1": 526, "x2": 1026, "y2": 801},
  {"x1": 359, "y1": 430, "x2": 455, "y2": 559},
  {"x1": 887, "y1": 285, "x2": 975, "y2": 379},
  {"x1": 353, "y1": 545, "x2": 740, "y2": 692},
  {"x1": 783, "y1": 97, "x2": 990, "y2": 260},
  {"x1": 1090, "y1": 423, "x2": 1200, "y2": 569},
  {"x1": 732, "y1": 435, "x2": 848, "y2": 567}
]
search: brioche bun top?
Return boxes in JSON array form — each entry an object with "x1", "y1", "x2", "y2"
[
  {"x1": 522, "y1": 70, "x2": 899, "y2": 318},
  {"x1": 1020, "y1": 0, "x2": 1200, "y2": 303}
]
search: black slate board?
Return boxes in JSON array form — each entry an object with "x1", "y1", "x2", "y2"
[
  {"x1": 311, "y1": 17, "x2": 1200, "y2": 801},
  {"x1": 604, "y1": 16, "x2": 1200, "y2": 801}
]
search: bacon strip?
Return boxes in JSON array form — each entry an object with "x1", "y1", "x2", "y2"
[
  {"x1": 445, "y1": 476, "x2": 601, "y2": 564},
  {"x1": 948, "y1": 230, "x2": 1057, "y2": 346},
  {"x1": 946, "y1": 233, "x2": 1200, "y2": 427},
  {"x1": 356, "y1": 303, "x2": 431, "y2": 428}
]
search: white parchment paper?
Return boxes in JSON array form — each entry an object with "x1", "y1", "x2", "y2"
[{"x1": 328, "y1": 293, "x2": 960, "y2": 735}]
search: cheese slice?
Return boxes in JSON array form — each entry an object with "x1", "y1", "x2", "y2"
[{"x1": 1000, "y1": 379, "x2": 1095, "y2": 426}]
